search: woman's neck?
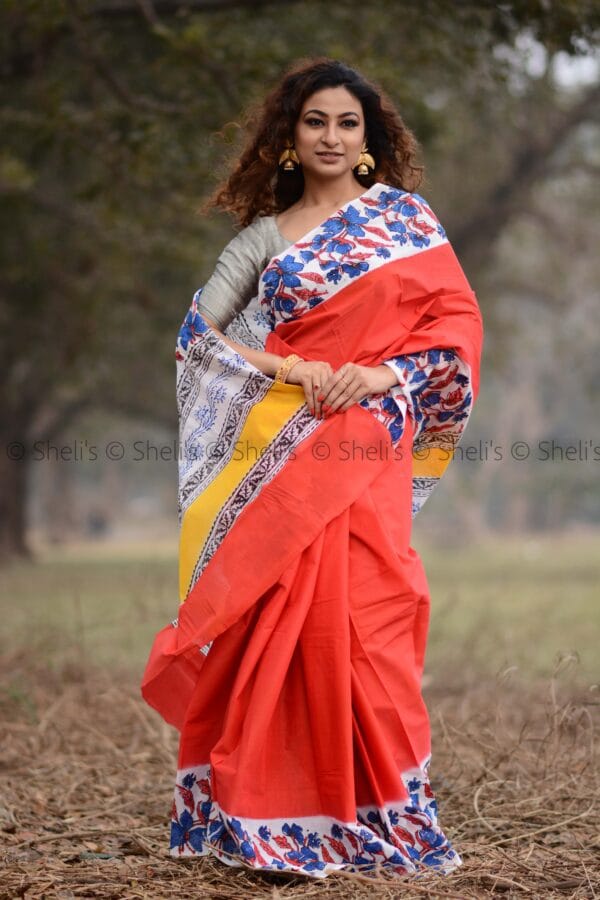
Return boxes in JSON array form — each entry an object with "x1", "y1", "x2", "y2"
[{"x1": 296, "y1": 175, "x2": 367, "y2": 211}]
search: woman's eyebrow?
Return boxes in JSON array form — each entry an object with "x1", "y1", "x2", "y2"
[{"x1": 303, "y1": 109, "x2": 360, "y2": 117}]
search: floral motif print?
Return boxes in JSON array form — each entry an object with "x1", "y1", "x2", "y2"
[
  {"x1": 259, "y1": 189, "x2": 446, "y2": 329},
  {"x1": 176, "y1": 288, "x2": 210, "y2": 359},
  {"x1": 364, "y1": 348, "x2": 473, "y2": 447},
  {"x1": 169, "y1": 763, "x2": 461, "y2": 879}
]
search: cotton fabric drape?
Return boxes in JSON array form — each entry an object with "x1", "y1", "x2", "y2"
[{"x1": 141, "y1": 182, "x2": 483, "y2": 879}]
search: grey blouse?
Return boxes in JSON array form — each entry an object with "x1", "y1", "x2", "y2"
[{"x1": 196, "y1": 216, "x2": 292, "y2": 330}]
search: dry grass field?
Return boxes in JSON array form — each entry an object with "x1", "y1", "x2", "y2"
[{"x1": 1, "y1": 532, "x2": 598, "y2": 898}]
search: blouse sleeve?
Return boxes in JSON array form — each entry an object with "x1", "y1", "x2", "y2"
[{"x1": 195, "y1": 219, "x2": 270, "y2": 331}]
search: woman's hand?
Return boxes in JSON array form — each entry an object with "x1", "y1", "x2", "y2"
[
  {"x1": 287, "y1": 360, "x2": 398, "y2": 419},
  {"x1": 285, "y1": 360, "x2": 334, "y2": 417}
]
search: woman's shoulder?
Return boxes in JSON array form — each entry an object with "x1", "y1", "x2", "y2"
[
  {"x1": 247, "y1": 212, "x2": 282, "y2": 236},
  {"x1": 213, "y1": 215, "x2": 289, "y2": 273},
  {"x1": 247, "y1": 213, "x2": 291, "y2": 254},
  {"x1": 228, "y1": 214, "x2": 280, "y2": 246},
  {"x1": 215, "y1": 216, "x2": 271, "y2": 264}
]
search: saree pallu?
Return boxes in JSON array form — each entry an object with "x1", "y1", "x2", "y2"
[{"x1": 141, "y1": 183, "x2": 483, "y2": 879}]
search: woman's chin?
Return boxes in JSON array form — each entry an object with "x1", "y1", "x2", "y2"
[{"x1": 304, "y1": 161, "x2": 352, "y2": 179}]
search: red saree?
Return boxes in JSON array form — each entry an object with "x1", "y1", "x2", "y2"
[{"x1": 141, "y1": 183, "x2": 483, "y2": 879}]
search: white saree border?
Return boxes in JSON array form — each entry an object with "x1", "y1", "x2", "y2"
[{"x1": 169, "y1": 761, "x2": 462, "y2": 880}]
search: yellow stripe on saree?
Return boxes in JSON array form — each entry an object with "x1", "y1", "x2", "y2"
[
  {"x1": 179, "y1": 379, "x2": 306, "y2": 602},
  {"x1": 411, "y1": 445, "x2": 454, "y2": 479}
]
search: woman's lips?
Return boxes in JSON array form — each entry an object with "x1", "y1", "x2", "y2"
[{"x1": 316, "y1": 152, "x2": 343, "y2": 162}]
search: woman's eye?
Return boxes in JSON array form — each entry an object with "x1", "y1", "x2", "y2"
[{"x1": 304, "y1": 117, "x2": 358, "y2": 127}]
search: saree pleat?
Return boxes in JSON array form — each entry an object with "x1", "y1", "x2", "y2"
[{"x1": 145, "y1": 183, "x2": 483, "y2": 879}]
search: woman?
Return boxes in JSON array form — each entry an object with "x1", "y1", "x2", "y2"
[{"x1": 141, "y1": 57, "x2": 483, "y2": 881}]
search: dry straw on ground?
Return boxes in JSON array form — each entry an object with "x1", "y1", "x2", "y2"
[{"x1": 0, "y1": 651, "x2": 597, "y2": 899}]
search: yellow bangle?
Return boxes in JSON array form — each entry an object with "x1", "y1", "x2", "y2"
[{"x1": 274, "y1": 353, "x2": 303, "y2": 383}]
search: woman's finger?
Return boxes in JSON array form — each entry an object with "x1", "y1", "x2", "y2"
[
  {"x1": 323, "y1": 369, "x2": 356, "y2": 416},
  {"x1": 314, "y1": 365, "x2": 333, "y2": 418},
  {"x1": 289, "y1": 361, "x2": 330, "y2": 417},
  {"x1": 311, "y1": 376, "x2": 323, "y2": 415}
]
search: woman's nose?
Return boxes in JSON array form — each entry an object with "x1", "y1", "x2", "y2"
[{"x1": 322, "y1": 124, "x2": 340, "y2": 146}]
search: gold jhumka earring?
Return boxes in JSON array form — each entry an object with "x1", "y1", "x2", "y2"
[
  {"x1": 353, "y1": 141, "x2": 375, "y2": 175},
  {"x1": 278, "y1": 140, "x2": 300, "y2": 172}
]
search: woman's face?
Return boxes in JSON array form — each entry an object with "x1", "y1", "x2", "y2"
[{"x1": 293, "y1": 86, "x2": 365, "y2": 180}]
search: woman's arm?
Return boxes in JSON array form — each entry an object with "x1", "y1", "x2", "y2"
[
  {"x1": 202, "y1": 314, "x2": 288, "y2": 378},
  {"x1": 187, "y1": 219, "x2": 292, "y2": 377}
]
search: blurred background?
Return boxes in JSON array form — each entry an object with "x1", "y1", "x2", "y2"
[{"x1": 1, "y1": 1, "x2": 598, "y2": 686}]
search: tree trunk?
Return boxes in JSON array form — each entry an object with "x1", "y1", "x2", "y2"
[{"x1": 0, "y1": 451, "x2": 32, "y2": 562}]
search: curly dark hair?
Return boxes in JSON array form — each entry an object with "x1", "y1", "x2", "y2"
[{"x1": 202, "y1": 57, "x2": 424, "y2": 228}]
